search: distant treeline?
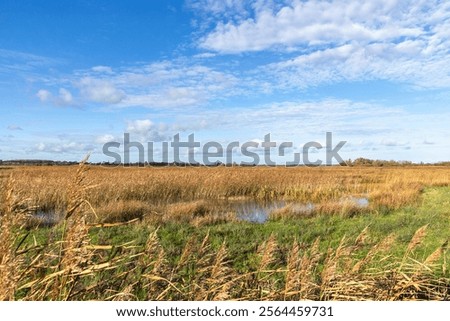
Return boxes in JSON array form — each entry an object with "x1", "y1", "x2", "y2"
[
  {"x1": 346, "y1": 157, "x2": 450, "y2": 167},
  {"x1": 1, "y1": 158, "x2": 450, "y2": 167},
  {"x1": 0, "y1": 159, "x2": 212, "y2": 167},
  {"x1": 0, "y1": 159, "x2": 79, "y2": 166}
]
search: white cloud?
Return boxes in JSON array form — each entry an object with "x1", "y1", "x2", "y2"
[
  {"x1": 36, "y1": 88, "x2": 75, "y2": 106},
  {"x1": 128, "y1": 98, "x2": 448, "y2": 162},
  {"x1": 198, "y1": 0, "x2": 450, "y2": 88},
  {"x1": 0, "y1": 48, "x2": 62, "y2": 75},
  {"x1": 122, "y1": 87, "x2": 204, "y2": 109},
  {"x1": 95, "y1": 134, "x2": 116, "y2": 144},
  {"x1": 265, "y1": 41, "x2": 450, "y2": 88},
  {"x1": 115, "y1": 62, "x2": 239, "y2": 108},
  {"x1": 58, "y1": 88, "x2": 73, "y2": 105},
  {"x1": 187, "y1": 0, "x2": 253, "y2": 24},
  {"x1": 200, "y1": 0, "x2": 442, "y2": 53},
  {"x1": 122, "y1": 118, "x2": 206, "y2": 142},
  {"x1": 34, "y1": 141, "x2": 91, "y2": 154},
  {"x1": 36, "y1": 89, "x2": 51, "y2": 102},
  {"x1": 35, "y1": 142, "x2": 46, "y2": 152},
  {"x1": 380, "y1": 139, "x2": 409, "y2": 147},
  {"x1": 91, "y1": 65, "x2": 113, "y2": 73},
  {"x1": 125, "y1": 119, "x2": 169, "y2": 141},
  {"x1": 79, "y1": 77, "x2": 126, "y2": 104},
  {"x1": 126, "y1": 119, "x2": 154, "y2": 136},
  {"x1": 7, "y1": 125, "x2": 23, "y2": 131},
  {"x1": 193, "y1": 52, "x2": 217, "y2": 59},
  {"x1": 58, "y1": 61, "x2": 239, "y2": 108},
  {"x1": 164, "y1": 98, "x2": 404, "y2": 142},
  {"x1": 20, "y1": 97, "x2": 450, "y2": 162}
]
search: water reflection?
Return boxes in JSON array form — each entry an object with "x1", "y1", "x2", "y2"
[
  {"x1": 232, "y1": 196, "x2": 369, "y2": 223},
  {"x1": 233, "y1": 200, "x2": 286, "y2": 223}
]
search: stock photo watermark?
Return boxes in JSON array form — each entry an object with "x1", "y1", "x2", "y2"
[{"x1": 102, "y1": 132, "x2": 347, "y2": 167}]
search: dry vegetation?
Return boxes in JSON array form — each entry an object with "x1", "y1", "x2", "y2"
[
  {"x1": 4, "y1": 165, "x2": 450, "y2": 224},
  {"x1": 0, "y1": 164, "x2": 449, "y2": 300}
]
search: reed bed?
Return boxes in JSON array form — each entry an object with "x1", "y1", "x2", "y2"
[{"x1": 2, "y1": 165, "x2": 450, "y2": 225}]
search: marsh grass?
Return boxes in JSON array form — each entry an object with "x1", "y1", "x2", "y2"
[
  {"x1": 6, "y1": 166, "x2": 449, "y2": 218},
  {"x1": 0, "y1": 164, "x2": 448, "y2": 300}
]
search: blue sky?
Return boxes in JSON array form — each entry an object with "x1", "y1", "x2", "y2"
[{"x1": 1, "y1": 0, "x2": 450, "y2": 163}]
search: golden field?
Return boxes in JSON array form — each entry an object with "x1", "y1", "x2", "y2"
[
  {"x1": 0, "y1": 164, "x2": 449, "y2": 300},
  {"x1": 3, "y1": 165, "x2": 450, "y2": 223}
]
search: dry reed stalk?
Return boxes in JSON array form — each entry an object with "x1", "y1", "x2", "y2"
[
  {"x1": 397, "y1": 224, "x2": 429, "y2": 275},
  {"x1": 0, "y1": 178, "x2": 28, "y2": 300},
  {"x1": 112, "y1": 284, "x2": 137, "y2": 301},
  {"x1": 47, "y1": 160, "x2": 95, "y2": 300},
  {"x1": 297, "y1": 237, "x2": 322, "y2": 299},
  {"x1": 352, "y1": 233, "x2": 396, "y2": 273},
  {"x1": 406, "y1": 224, "x2": 428, "y2": 254},
  {"x1": 283, "y1": 239, "x2": 301, "y2": 300},
  {"x1": 206, "y1": 241, "x2": 231, "y2": 300},
  {"x1": 194, "y1": 231, "x2": 212, "y2": 270},
  {"x1": 423, "y1": 241, "x2": 447, "y2": 266},
  {"x1": 320, "y1": 236, "x2": 352, "y2": 300},
  {"x1": 354, "y1": 226, "x2": 370, "y2": 247},
  {"x1": 174, "y1": 235, "x2": 197, "y2": 273},
  {"x1": 254, "y1": 233, "x2": 279, "y2": 299},
  {"x1": 60, "y1": 163, "x2": 92, "y2": 269},
  {"x1": 257, "y1": 233, "x2": 278, "y2": 273},
  {"x1": 188, "y1": 232, "x2": 215, "y2": 300},
  {"x1": 97, "y1": 200, "x2": 152, "y2": 223},
  {"x1": 140, "y1": 229, "x2": 170, "y2": 300}
]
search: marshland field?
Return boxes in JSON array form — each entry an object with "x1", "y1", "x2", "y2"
[{"x1": 0, "y1": 164, "x2": 449, "y2": 300}]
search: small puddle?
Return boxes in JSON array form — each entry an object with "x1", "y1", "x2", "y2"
[
  {"x1": 30, "y1": 211, "x2": 62, "y2": 227},
  {"x1": 232, "y1": 201, "x2": 316, "y2": 223},
  {"x1": 342, "y1": 196, "x2": 369, "y2": 208},
  {"x1": 28, "y1": 196, "x2": 370, "y2": 227},
  {"x1": 233, "y1": 201, "x2": 286, "y2": 223},
  {"x1": 232, "y1": 196, "x2": 369, "y2": 223},
  {"x1": 289, "y1": 202, "x2": 316, "y2": 213}
]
